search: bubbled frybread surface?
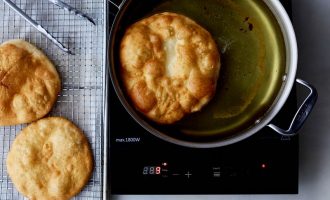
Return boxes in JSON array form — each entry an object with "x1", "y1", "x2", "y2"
[
  {"x1": 6, "y1": 117, "x2": 93, "y2": 200},
  {"x1": 0, "y1": 39, "x2": 60, "y2": 126},
  {"x1": 120, "y1": 12, "x2": 221, "y2": 124}
]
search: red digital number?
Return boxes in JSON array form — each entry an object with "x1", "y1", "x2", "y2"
[{"x1": 156, "y1": 167, "x2": 161, "y2": 175}]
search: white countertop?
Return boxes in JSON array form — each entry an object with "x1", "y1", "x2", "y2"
[{"x1": 113, "y1": 0, "x2": 330, "y2": 199}]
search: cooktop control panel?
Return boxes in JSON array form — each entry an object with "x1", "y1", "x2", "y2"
[{"x1": 109, "y1": 84, "x2": 298, "y2": 194}]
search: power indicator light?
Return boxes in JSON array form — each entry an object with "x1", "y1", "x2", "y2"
[
  {"x1": 162, "y1": 162, "x2": 168, "y2": 167},
  {"x1": 261, "y1": 164, "x2": 267, "y2": 169}
]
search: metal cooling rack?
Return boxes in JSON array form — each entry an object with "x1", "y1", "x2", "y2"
[{"x1": 0, "y1": 0, "x2": 107, "y2": 199}]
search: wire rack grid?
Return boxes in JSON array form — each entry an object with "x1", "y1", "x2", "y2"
[{"x1": 0, "y1": 0, "x2": 106, "y2": 199}]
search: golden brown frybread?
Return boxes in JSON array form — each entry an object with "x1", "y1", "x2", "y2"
[
  {"x1": 6, "y1": 117, "x2": 94, "y2": 200},
  {"x1": 0, "y1": 39, "x2": 60, "y2": 126},
  {"x1": 120, "y1": 12, "x2": 221, "y2": 124}
]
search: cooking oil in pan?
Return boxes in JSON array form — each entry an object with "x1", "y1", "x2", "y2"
[{"x1": 153, "y1": 0, "x2": 286, "y2": 136}]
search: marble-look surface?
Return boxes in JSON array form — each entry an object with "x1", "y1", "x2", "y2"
[{"x1": 113, "y1": 0, "x2": 330, "y2": 199}]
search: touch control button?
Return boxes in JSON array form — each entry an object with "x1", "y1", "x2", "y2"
[
  {"x1": 185, "y1": 171, "x2": 192, "y2": 178},
  {"x1": 213, "y1": 167, "x2": 221, "y2": 178}
]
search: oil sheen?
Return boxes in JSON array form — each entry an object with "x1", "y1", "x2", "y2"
[{"x1": 151, "y1": 0, "x2": 286, "y2": 136}]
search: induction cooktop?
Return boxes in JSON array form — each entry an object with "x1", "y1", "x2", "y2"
[{"x1": 108, "y1": 0, "x2": 298, "y2": 195}]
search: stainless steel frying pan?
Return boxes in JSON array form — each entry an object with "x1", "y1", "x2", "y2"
[{"x1": 108, "y1": 0, "x2": 318, "y2": 148}]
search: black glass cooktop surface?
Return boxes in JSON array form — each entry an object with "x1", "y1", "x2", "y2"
[{"x1": 108, "y1": 0, "x2": 297, "y2": 195}]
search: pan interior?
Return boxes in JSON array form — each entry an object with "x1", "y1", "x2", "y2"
[{"x1": 114, "y1": 0, "x2": 286, "y2": 140}]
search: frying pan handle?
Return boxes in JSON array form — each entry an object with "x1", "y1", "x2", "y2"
[
  {"x1": 108, "y1": 0, "x2": 124, "y2": 9},
  {"x1": 268, "y1": 79, "x2": 318, "y2": 136}
]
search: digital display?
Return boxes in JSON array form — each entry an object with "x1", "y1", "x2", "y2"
[{"x1": 143, "y1": 166, "x2": 161, "y2": 175}]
